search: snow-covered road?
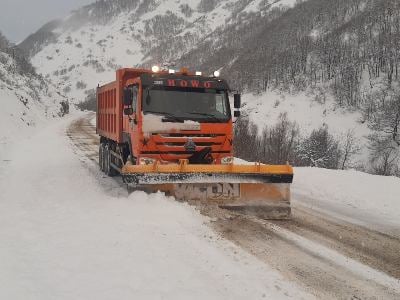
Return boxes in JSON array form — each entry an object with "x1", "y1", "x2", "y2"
[
  {"x1": 69, "y1": 113, "x2": 400, "y2": 299},
  {"x1": 2, "y1": 112, "x2": 400, "y2": 300},
  {"x1": 0, "y1": 114, "x2": 311, "y2": 299}
]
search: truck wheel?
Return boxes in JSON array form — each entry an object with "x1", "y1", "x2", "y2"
[
  {"x1": 104, "y1": 145, "x2": 110, "y2": 176},
  {"x1": 101, "y1": 143, "x2": 107, "y2": 173},
  {"x1": 99, "y1": 143, "x2": 104, "y2": 172},
  {"x1": 108, "y1": 144, "x2": 118, "y2": 177}
]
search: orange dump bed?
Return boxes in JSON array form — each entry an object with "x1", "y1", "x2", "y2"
[
  {"x1": 97, "y1": 68, "x2": 153, "y2": 143},
  {"x1": 97, "y1": 81, "x2": 121, "y2": 142}
]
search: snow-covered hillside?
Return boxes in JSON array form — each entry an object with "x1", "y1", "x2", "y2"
[
  {"x1": 243, "y1": 91, "x2": 369, "y2": 137},
  {"x1": 241, "y1": 90, "x2": 372, "y2": 165},
  {"x1": 0, "y1": 45, "x2": 68, "y2": 149},
  {"x1": 25, "y1": 0, "x2": 296, "y2": 103}
]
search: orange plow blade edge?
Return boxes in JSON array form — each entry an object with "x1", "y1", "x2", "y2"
[{"x1": 122, "y1": 161, "x2": 294, "y2": 220}]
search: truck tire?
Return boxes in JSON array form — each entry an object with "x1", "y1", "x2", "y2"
[
  {"x1": 103, "y1": 144, "x2": 117, "y2": 177},
  {"x1": 102, "y1": 144, "x2": 106, "y2": 172},
  {"x1": 108, "y1": 143, "x2": 119, "y2": 177},
  {"x1": 104, "y1": 144, "x2": 110, "y2": 176},
  {"x1": 99, "y1": 143, "x2": 104, "y2": 172}
]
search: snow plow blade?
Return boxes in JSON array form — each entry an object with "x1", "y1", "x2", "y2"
[{"x1": 122, "y1": 161, "x2": 293, "y2": 220}]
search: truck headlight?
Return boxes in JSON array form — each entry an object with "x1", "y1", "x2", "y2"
[
  {"x1": 139, "y1": 157, "x2": 156, "y2": 165},
  {"x1": 221, "y1": 156, "x2": 234, "y2": 165}
]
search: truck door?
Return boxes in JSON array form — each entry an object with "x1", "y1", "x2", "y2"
[
  {"x1": 122, "y1": 84, "x2": 140, "y2": 158},
  {"x1": 129, "y1": 85, "x2": 139, "y2": 131}
]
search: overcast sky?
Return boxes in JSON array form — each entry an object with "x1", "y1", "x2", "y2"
[{"x1": 0, "y1": 0, "x2": 94, "y2": 43}]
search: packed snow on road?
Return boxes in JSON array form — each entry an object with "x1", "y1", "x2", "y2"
[{"x1": 0, "y1": 115, "x2": 312, "y2": 300}]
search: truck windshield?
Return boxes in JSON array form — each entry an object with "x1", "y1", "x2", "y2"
[{"x1": 143, "y1": 86, "x2": 231, "y2": 123}]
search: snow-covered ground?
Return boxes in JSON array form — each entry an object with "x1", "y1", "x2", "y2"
[
  {"x1": 242, "y1": 0, "x2": 297, "y2": 14},
  {"x1": 0, "y1": 115, "x2": 312, "y2": 300},
  {"x1": 235, "y1": 158, "x2": 400, "y2": 237},
  {"x1": 1, "y1": 112, "x2": 399, "y2": 298},
  {"x1": 0, "y1": 88, "x2": 40, "y2": 147},
  {"x1": 292, "y1": 167, "x2": 400, "y2": 237}
]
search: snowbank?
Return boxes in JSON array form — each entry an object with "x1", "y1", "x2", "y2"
[
  {"x1": 235, "y1": 157, "x2": 400, "y2": 236},
  {"x1": 293, "y1": 167, "x2": 400, "y2": 236},
  {"x1": 0, "y1": 116, "x2": 311, "y2": 300}
]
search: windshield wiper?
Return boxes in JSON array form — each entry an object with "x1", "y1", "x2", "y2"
[
  {"x1": 144, "y1": 111, "x2": 184, "y2": 123},
  {"x1": 187, "y1": 112, "x2": 222, "y2": 122}
]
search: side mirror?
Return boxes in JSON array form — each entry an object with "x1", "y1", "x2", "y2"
[
  {"x1": 234, "y1": 110, "x2": 241, "y2": 118},
  {"x1": 234, "y1": 94, "x2": 241, "y2": 109},
  {"x1": 123, "y1": 88, "x2": 132, "y2": 106},
  {"x1": 124, "y1": 107, "x2": 134, "y2": 116}
]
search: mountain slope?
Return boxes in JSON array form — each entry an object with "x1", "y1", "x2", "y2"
[
  {"x1": 198, "y1": 0, "x2": 400, "y2": 102},
  {"x1": 22, "y1": 0, "x2": 296, "y2": 103},
  {"x1": 22, "y1": 0, "x2": 400, "y2": 174},
  {"x1": 0, "y1": 32, "x2": 68, "y2": 147},
  {"x1": 179, "y1": 0, "x2": 400, "y2": 173}
]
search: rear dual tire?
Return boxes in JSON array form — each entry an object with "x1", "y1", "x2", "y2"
[
  {"x1": 99, "y1": 142, "x2": 118, "y2": 177},
  {"x1": 99, "y1": 144, "x2": 105, "y2": 172}
]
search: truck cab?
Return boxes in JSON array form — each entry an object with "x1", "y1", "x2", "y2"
[{"x1": 121, "y1": 69, "x2": 239, "y2": 166}]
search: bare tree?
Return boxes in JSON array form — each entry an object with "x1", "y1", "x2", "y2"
[
  {"x1": 299, "y1": 126, "x2": 342, "y2": 169},
  {"x1": 234, "y1": 114, "x2": 300, "y2": 165},
  {"x1": 369, "y1": 94, "x2": 400, "y2": 147},
  {"x1": 340, "y1": 129, "x2": 361, "y2": 169},
  {"x1": 0, "y1": 31, "x2": 10, "y2": 50},
  {"x1": 368, "y1": 134, "x2": 399, "y2": 176},
  {"x1": 259, "y1": 113, "x2": 300, "y2": 164}
]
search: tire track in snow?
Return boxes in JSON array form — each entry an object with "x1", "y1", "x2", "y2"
[
  {"x1": 66, "y1": 112, "x2": 99, "y2": 162},
  {"x1": 211, "y1": 213, "x2": 400, "y2": 300},
  {"x1": 275, "y1": 205, "x2": 400, "y2": 279}
]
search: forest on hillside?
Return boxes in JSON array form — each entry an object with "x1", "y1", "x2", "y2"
[
  {"x1": 179, "y1": 0, "x2": 400, "y2": 176},
  {"x1": 0, "y1": 31, "x2": 36, "y2": 77}
]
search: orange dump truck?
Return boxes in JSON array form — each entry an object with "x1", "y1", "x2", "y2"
[{"x1": 97, "y1": 67, "x2": 293, "y2": 219}]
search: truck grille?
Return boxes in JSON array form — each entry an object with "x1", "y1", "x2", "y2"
[
  {"x1": 157, "y1": 142, "x2": 220, "y2": 146},
  {"x1": 146, "y1": 133, "x2": 229, "y2": 155},
  {"x1": 156, "y1": 133, "x2": 225, "y2": 138}
]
